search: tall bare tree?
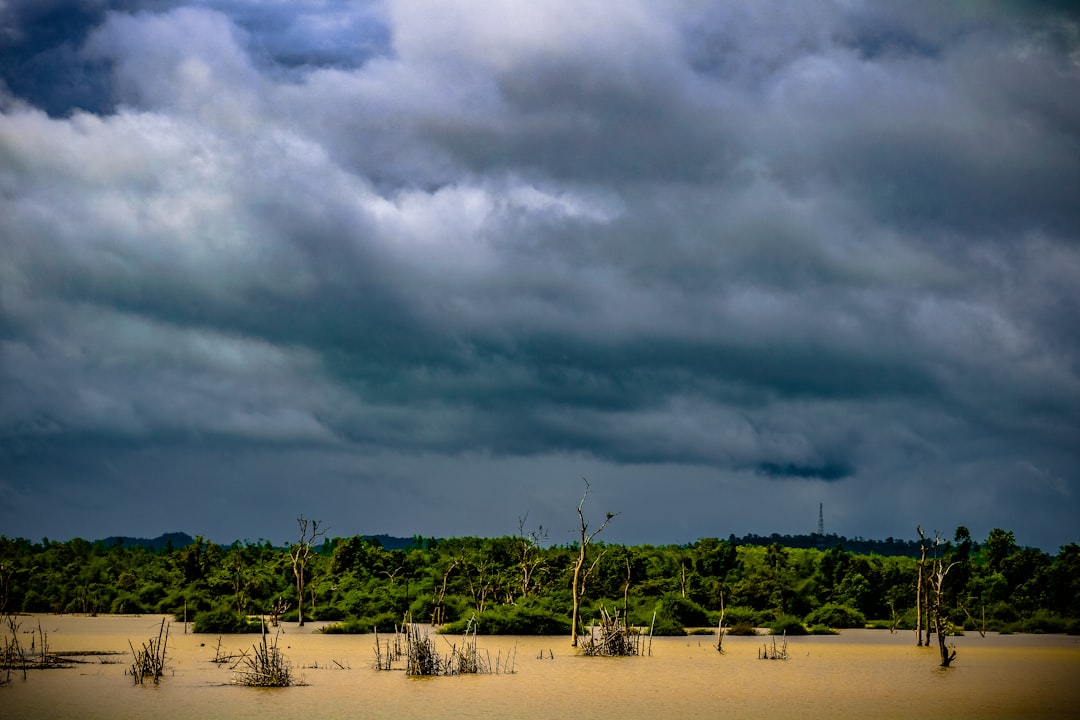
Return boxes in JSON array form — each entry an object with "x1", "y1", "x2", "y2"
[
  {"x1": 915, "y1": 526, "x2": 928, "y2": 646},
  {"x1": 290, "y1": 516, "x2": 326, "y2": 627},
  {"x1": 929, "y1": 532, "x2": 960, "y2": 667},
  {"x1": 570, "y1": 479, "x2": 618, "y2": 647}
]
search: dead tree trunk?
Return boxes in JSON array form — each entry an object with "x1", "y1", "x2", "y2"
[
  {"x1": 716, "y1": 590, "x2": 726, "y2": 654},
  {"x1": 570, "y1": 479, "x2": 618, "y2": 648},
  {"x1": 916, "y1": 526, "x2": 928, "y2": 647},
  {"x1": 930, "y1": 541, "x2": 960, "y2": 667},
  {"x1": 923, "y1": 572, "x2": 934, "y2": 647},
  {"x1": 290, "y1": 516, "x2": 326, "y2": 628}
]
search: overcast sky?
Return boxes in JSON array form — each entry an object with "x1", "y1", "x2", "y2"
[{"x1": 2, "y1": 1, "x2": 1078, "y2": 551}]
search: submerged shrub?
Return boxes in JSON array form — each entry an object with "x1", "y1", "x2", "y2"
[
  {"x1": 646, "y1": 612, "x2": 687, "y2": 636},
  {"x1": 193, "y1": 607, "x2": 261, "y2": 634},
  {"x1": 769, "y1": 615, "x2": 808, "y2": 636},
  {"x1": 110, "y1": 592, "x2": 147, "y2": 615},
  {"x1": 316, "y1": 604, "x2": 347, "y2": 621},
  {"x1": 659, "y1": 592, "x2": 711, "y2": 628},
  {"x1": 409, "y1": 595, "x2": 437, "y2": 622},
  {"x1": 723, "y1": 605, "x2": 762, "y2": 628},
  {"x1": 626, "y1": 601, "x2": 685, "y2": 636},
  {"x1": 988, "y1": 602, "x2": 1019, "y2": 624},
  {"x1": 1003, "y1": 610, "x2": 1072, "y2": 635},
  {"x1": 726, "y1": 622, "x2": 759, "y2": 636},
  {"x1": 320, "y1": 612, "x2": 401, "y2": 634},
  {"x1": 805, "y1": 603, "x2": 866, "y2": 629},
  {"x1": 441, "y1": 601, "x2": 572, "y2": 635}
]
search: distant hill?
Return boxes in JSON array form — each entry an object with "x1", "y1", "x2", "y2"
[
  {"x1": 96, "y1": 532, "x2": 195, "y2": 551},
  {"x1": 358, "y1": 534, "x2": 427, "y2": 550},
  {"x1": 93, "y1": 531, "x2": 926, "y2": 556},
  {"x1": 93, "y1": 532, "x2": 422, "y2": 552}
]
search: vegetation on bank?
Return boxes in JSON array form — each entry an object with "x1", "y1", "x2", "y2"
[{"x1": 1, "y1": 527, "x2": 1077, "y2": 637}]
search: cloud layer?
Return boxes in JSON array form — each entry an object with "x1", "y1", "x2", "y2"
[{"x1": 2, "y1": 1, "x2": 1078, "y2": 549}]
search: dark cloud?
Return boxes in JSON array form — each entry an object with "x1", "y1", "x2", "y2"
[
  {"x1": 1, "y1": 1, "x2": 1078, "y2": 551},
  {"x1": 756, "y1": 461, "x2": 854, "y2": 482},
  {"x1": 0, "y1": 1, "x2": 389, "y2": 115}
]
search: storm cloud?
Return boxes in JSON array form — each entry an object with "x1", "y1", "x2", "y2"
[{"x1": 2, "y1": 1, "x2": 1078, "y2": 550}]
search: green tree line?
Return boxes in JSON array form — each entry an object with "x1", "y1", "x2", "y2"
[{"x1": 1, "y1": 527, "x2": 1077, "y2": 636}]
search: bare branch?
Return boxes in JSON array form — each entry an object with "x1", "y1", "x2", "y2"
[{"x1": 570, "y1": 478, "x2": 618, "y2": 648}]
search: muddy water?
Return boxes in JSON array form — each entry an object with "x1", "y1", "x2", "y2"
[{"x1": 4, "y1": 615, "x2": 1079, "y2": 719}]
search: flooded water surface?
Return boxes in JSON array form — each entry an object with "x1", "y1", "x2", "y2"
[{"x1": 5, "y1": 615, "x2": 1079, "y2": 719}]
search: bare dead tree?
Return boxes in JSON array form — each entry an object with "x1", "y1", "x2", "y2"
[
  {"x1": 958, "y1": 600, "x2": 987, "y2": 638},
  {"x1": 570, "y1": 479, "x2": 618, "y2": 648},
  {"x1": 431, "y1": 558, "x2": 459, "y2": 626},
  {"x1": 916, "y1": 526, "x2": 928, "y2": 646},
  {"x1": 929, "y1": 532, "x2": 960, "y2": 667},
  {"x1": 268, "y1": 597, "x2": 290, "y2": 627},
  {"x1": 716, "y1": 590, "x2": 727, "y2": 654},
  {"x1": 516, "y1": 514, "x2": 549, "y2": 599},
  {"x1": 461, "y1": 550, "x2": 495, "y2": 615},
  {"x1": 290, "y1": 516, "x2": 326, "y2": 627}
]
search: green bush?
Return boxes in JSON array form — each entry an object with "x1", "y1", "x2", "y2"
[
  {"x1": 20, "y1": 590, "x2": 47, "y2": 613},
  {"x1": 769, "y1": 615, "x2": 808, "y2": 636},
  {"x1": 315, "y1": 604, "x2": 347, "y2": 621},
  {"x1": 319, "y1": 619, "x2": 367, "y2": 634},
  {"x1": 193, "y1": 606, "x2": 261, "y2": 634},
  {"x1": 109, "y1": 592, "x2": 147, "y2": 615},
  {"x1": 414, "y1": 594, "x2": 471, "y2": 626},
  {"x1": 624, "y1": 600, "x2": 686, "y2": 636},
  {"x1": 726, "y1": 622, "x2": 759, "y2": 636},
  {"x1": 804, "y1": 603, "x2": 866, "y2": 629},
  {"x1": 988, "y1": 602, "x2": 1019, "y2": 624},
  {"x1": 646, "y1": 612, "x2": 688, "y2": 636},
  {"x1": 339, "y1": 587, "x2": 406, "y2": 619},
  {"x1": 723, "y1": 605, "x2": 761, "y2": 628},
  {"x1": 319, "y1": 612, "x2": 401, "y2": 634},
  {"x1": 166, "y1": 591, "x2": 208, "y2": 621},
  {"x1": 409, "y1": 595, "x2": 437, "y2": 622},
  {"x1": 1002, "y1": 610, "x2": 1074, "y2": 635},
  {"x1": 659, "y1": 592, "x2": 711, "y2": 628},
  {"x1": 894, "y1": 607, "x2": 917, "y2": 630},
  {"x1": 440, "y1": 601, "x2": 572, "y2": 635},
  {"x1": 136, "y1": 582, "x2": 166, "y2": 608},
  {"x1": 808, "y1": 623, "x2": 838, "y2": 635}
]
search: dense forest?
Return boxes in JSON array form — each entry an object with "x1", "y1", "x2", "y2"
[{"x1": 1, "y1": 524, "x2": 1077, "y2": 638}]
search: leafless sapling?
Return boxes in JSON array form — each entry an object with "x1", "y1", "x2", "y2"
[{"x1": 570, "y1": 479, "x2": 618, "y2": 648}]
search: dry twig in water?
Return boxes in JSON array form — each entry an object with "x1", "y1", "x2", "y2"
[{"x1": 128, "y1": 618, "x2": 169, "y2": 684}]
